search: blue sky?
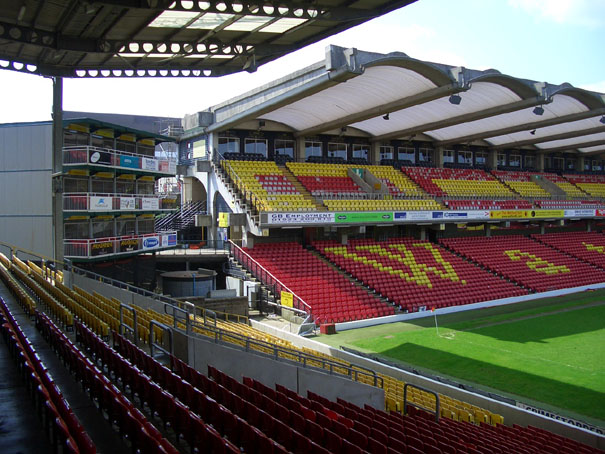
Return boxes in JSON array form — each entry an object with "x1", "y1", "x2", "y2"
[{"x1": 1, "y1": 0, "x2": 603, "y2": 124}]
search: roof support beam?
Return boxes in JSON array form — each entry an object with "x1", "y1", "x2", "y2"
[
  {"x1": 491, "y1": 125, "x2": 605, "y2": 150},
  {"x1": 295, "y1": 84, "x2": 461, "y2": 138},
  {"x1": 372, "y1": 96, "x2": 546, "y2": 142},
  {"x1": 436, "y1": 108, "x2": 605, "y2": 146},
  {"x1": 538, "y1": 139, "x2": 605, "y2": 154}
]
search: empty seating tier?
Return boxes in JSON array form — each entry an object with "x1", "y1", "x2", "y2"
[
  {"x1": 223, "y1": 160, "x2": 316, "y2": 212},
  {"x1": 534, "y1": 199, "x2": 605, "y2": 209},
  {"x1": 403, "y1": 167, "x2": 515, "y2": 198},
  {"x1": 324, "y1": 198, "x2": 442, "y2": 211},
  {"x1": 241, "y1": 242, "x2": 395, "y2": 323},
  {"x1": 445, "y1": 199, "x2": 533, "y2": 210},
  {"x1": 491, "y1": 171, "x2": 552, "y2": 198},
  {"x1": 440, "y1": 235, "x2": 605, "y2": 293},
  {"x1": 314, "y1": 238, "x2": 526, "y2": 313},
  {"x1": 563, "y1": 174, "x2": 605, "y2": 198},
  {"x1": 532, "y1": 232, "x2": 605, "y2": 269},
  {"x1": 365, "y1": 165, "x2": 427, "y2": 198}
]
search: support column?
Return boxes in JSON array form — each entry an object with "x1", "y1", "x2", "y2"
[
  {"x1": 540, "y1": 222, "x2": 546, "y2": 235},
  {"x1": 587, "y1": 220, "x2": 594, "y2": 232},
  {"x1": 536, "y1": 153, "x2": 545, "y2": 172},
  {"x1": 371, "y1": 142, "x2": 381, "y2": 165},
  {"x1": 420, "y1": 227, "x2": 427, "y2": 241},
  {"x1": 340, "y1": 233, "x2": 348, "y2": 245},
  {"x1": 296, "y1": 137, "x2": 305, "y2": 162},
  {"x1": 488, "y1": 149, "x2": 498, "y2": 170},
  {"x1": 52, "y1": 77, "x2": 64, "y2": 263},
  {"x1": 578, "y1": 155, "x2": 586, "y2": 172},
  {"x1": 485, "y1": 224, "x2": 492, "y2": 237},
  {"x1": 435, "y1": 146, "x2": 444, "y2": 168}
]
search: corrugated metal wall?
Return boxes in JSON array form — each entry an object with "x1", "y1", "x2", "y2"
[{"x1": 0, "y1": 123, "x2": 53, "y2": 258}]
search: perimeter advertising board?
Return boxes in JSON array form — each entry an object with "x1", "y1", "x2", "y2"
[{"x1": 334, "y1": 212, "x2": 393, "y2": 223}]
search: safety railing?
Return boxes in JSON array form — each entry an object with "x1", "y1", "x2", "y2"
[
  {"x1": 64, "y1": 231, "x2": 177, "y2": 258},
  {"x1": 404, "y1": 383, "x2": 440, "y2": 422},
  {"x1": 63, "y1": 193, "x2": 178, "y2": 212},
  {"x1": 63, "y1": 145, "x2": 176, "y2": 175},
  {"x1": 227, "y1": 240, "x2": 312, "y2": 317},
  {"x1": 188, "y1": 317, "x2": 383, "y2": 388}
]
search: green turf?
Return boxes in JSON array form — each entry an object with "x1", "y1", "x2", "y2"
[{"x1": 315, "y1": 292, "x2": 605, "y2": 423}]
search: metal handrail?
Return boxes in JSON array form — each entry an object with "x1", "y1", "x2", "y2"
[
  {"x1": 149, "y1": 320, "x2": 172, "y2": 358},
  {"x1": 227, "y1": 240, "x2": 312, "y2": 315},
  {"x1": 119, "y1": 303, "x2": 138, "y2": 346},
  {"x1": 188, "y1": 317, "x2": 382, "y2": 388},
  {"x1": 404, "y1": 382, "x2": 440, "y2": 422}
]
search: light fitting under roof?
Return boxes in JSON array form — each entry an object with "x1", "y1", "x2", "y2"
[
  {"x1": 383, "y1": 113, "x2": 390, "y2": 120},
  {"x1": 533, "y1": 106, "x2": 545, "y2": 116},
  {"x1": 600, "y1": 116, "x2": 605, "y2": 124},
  {"x1": 448, "y1": 94, "x2": 462, "y2": 105}
]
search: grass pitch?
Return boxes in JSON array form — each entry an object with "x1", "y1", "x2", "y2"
[{"x1": 316, "y1": 291, "x2": 605, "y2": 424}]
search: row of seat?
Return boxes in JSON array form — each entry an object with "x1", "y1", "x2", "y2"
[
  {"x1": 532, "y1": 232, "x2": 605, "y2": 268},
  {"x1": 0, "y1": 297, "x2": 94, "y2": 454},
  {"x1": 440, "y1": 235, "x2": 605, "y2": 292}
]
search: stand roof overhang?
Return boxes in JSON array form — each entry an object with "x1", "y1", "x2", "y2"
[
  {"x1": 201, "y1": 47, "x2": 605, "y2": 156},
  {"x1": 0, "y1": 0, "x2": 416, "y2": 78}
]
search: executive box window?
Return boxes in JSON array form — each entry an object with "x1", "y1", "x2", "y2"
[
  {"x1": 497, "y1": 153, "x2": 507, "y2": 167},
  {"x1": 91, "y1": 177, "x2": 114, "y2": 193},
  {"x1": 64, "y1": 221, "x2": 90, "y2": 239},
  {"x1": 509, "y1": 155, "x2": 521, "y2": 167},
  {"x1": 544, "y1": 156, "x2": 552, "y2": 169},
  {"x1": 116, "y1": 179, "x2": 135, "y2": 194},
  {"x1": 398, "y1": 146, "x2": 415, "y2": 163},
  {"x1": 91, "y1": 135, "x2": 115, "y2": 150},
  {"x1": 418, "y1": 147, "x2": 432, "y2": 163},
  {"x1": 458, "y1": 150, "x2": 472, "y2": 165},
  {"x1": 116, "y1": 139, "x2": 136, "y2": 155},
  {"x1": 218, "y1": 137, "x2": 239, "y2": 155},
  {"x1": 592, "y1": 160, "x2": 602, "y2": 171},
  {"x1": 566, "y1": 158, "x2": 576, "y2": 170},
  {"x1": 137, "y1": 143, "x2": 155, "y2": 156},
  {"x1": 275, "y1": 139, "x2": 294, "y2": 158},
  {"x1": 64, "y1": 131, "x2": 89, "y2": 147},
  {"x1": 92, "y1": 219, "x2": 114, "y2": 238},
  {"x1": 352, "y1": 144, "x2": 369, "y2": 160},
  {"x1": 328, "y1": 143, "x2": 348, "y2": 160},
  {"x1": 305, "y1": 141, "x2": 322, "y2": 160},
  {"x1": 553, "y1": 157, "x2": 564, "y2": 170},
  {"x1": 475, "y1": 151, "x2": 487, "y2": 166},
  {"x1": 138, "y1": 218, "x2": 155, "y2": 235},
  {"x1": 524, "y1": 155, "x2": 535, "y2": 169},
  {"x1": 443, "y1": 149, "x2": 454, "y2": 164},
  {"x1": 64, "y1": 177, "x2": 88, "y2": 193},
  {"x1": 379, "y1": 145, "x2": 393, "y2": 161},
  {"x1": 245, "y1": 138, "x2": 268, "y2": 158},
  {"x1": 137, "y1": 180, "x2": 155, "y2": 195},
  {"x1": 116, "y1": 219, "x2": 136, "y2": 236}
]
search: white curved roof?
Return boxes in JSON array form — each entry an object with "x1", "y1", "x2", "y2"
[{"x1": 203, "y1": 46, "x2": 605, "y2": 156}]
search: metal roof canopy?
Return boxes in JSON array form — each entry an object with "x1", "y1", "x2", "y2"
[
  {"x1": 199, "y1": 46, "x2": 605, "y2": 156},
  {"x1": 0, "y1": 0, "x2": 416, "y2": 78}
]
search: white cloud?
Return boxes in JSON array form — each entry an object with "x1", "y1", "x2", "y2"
[{"x1": 507, "y1": 0, "x2": 605, "y2": 27}]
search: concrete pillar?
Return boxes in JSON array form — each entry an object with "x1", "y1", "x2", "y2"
[
  {"x1": 52, "y1": 77, "x2": 64, "y2": 263},
  {"x1": 587, "y1": 220, "x2": 593, "y2": 232},
  {"x1": 578, "y1": 155, "x2": 586, "y2": 172},
  {"x1": 488, "y1": 149, "x2": 498, "y2": 170},
  {"x1": 485, "y1": 224, "x2": 492, "y2": 237},
  {"x1": 435, "y1": 146, "x2": 444, "y2": 168},
  {"x1": 420, "y1": 227, "x2": 427, "y2": 241},
  {"x1": 536, "y1": 153, "x2": 545, "y2": 172},
  {"x1": 540, "y1": 222, "x2": 546, "y2": 235},
  {"x1": 371, "y1": 142, "x2": 381, "y2": 165},
  {"x1": 296, "y1": 137, "x2": 306, "y2": 162},
  {"x1": 210, "y1": 133, "x2": 219, "y2": 161},
  {"x1": 340, "y1": 233, "x2": 348, "y2": 245}
]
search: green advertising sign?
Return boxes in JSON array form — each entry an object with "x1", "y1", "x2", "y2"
[{"x1": 334, "y1": 212, "x2": 393, "y2": 223}]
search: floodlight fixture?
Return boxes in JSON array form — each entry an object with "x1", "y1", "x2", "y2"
[
  {"x1": 383, "y1": 113, "x2": 390, "y2": 120},
  {"x1": 600, "y1": 115, "x2": 605, "y2": 124},
  {"x1": 533, "y1": 106, "x2": 544, "y2": 116},
  {"x1": 448, "y1": 94, "x2": 462, "y2": 105}
]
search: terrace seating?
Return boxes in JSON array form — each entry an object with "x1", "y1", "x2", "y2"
[
  {"x1": 444, "y1": 199, "x2": 533, "y2": 210},
  {"x1": 536, "y1": 173, "x2": 588, "y2": 198},
  {"x1": 222, "y1": 160, "x2": 316, "y2": 212},
  {"x1": 365, "y1": 165, "x2": 427, "y2": 198},
  {"x1": 491, "y1": 171, "x2": 551, "y2": 198},
  {"x1": 532, "y1": 232, "x2": 605, "y2": 269},
  {"x1": 440, "y1": 235, "x2": 605, "y2": 293},
  {"x1": 314, "y1": 238, "x2": 526, "y2": 313},
  {"x1": 324, "y1": 198, "x2": 442, "y2": 211},
  {"x1": 563, "y1": 174, "x2": 605, "y2": 198},
  {"x1": 240, "y1": 242, "x2": 395, "y2": 323},
  {"x1": 287, "y1": 162, "x2": 365, "y2": 198},
  {"x1": 534, "y1": 199, "x2": 605, "y2": 209},
  {"x1": 403, "y1": 167, "x2": 515, "y2": 198}
]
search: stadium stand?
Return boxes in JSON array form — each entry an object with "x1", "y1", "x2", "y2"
[
  {"x1": 323, "y1": 198, "x2": 442, "y2": 211},
  {"x1": 532, "y1": 232, "x2": 605, "y2": 269},
  {"x1": 238, "y1": 242, "x2": 395, "y2": 323},
  {"x1": 222, "y1": 160, "x2": 318, "y2": 212},
  {"x1": 402, "y1": 167, "x2": 515, "y2": 199},
  {"x1": 313, "y1": 238, "x2": 526, "y2": 313},
  {"x1": 563, "y1": 174, "x2": 605, "y2": 198},
  {"x1": 444, "y1": 199, "x2": 533, "y2": 210},
  {"x1": 491, "y1": 171, "x2": 552, "y2": 198},
  {"x1": 365, "y1": 165, "x2": 428, "y2": 199},
  {"x1": 287, "y1": 162, "x2": 364, "y2": 197},
  {"x1": 534, "y1": 199, "x2": 605, "y2": 209},
  {"x1": 440, "y1": 235, "x2": 605, "y2": 292}
]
